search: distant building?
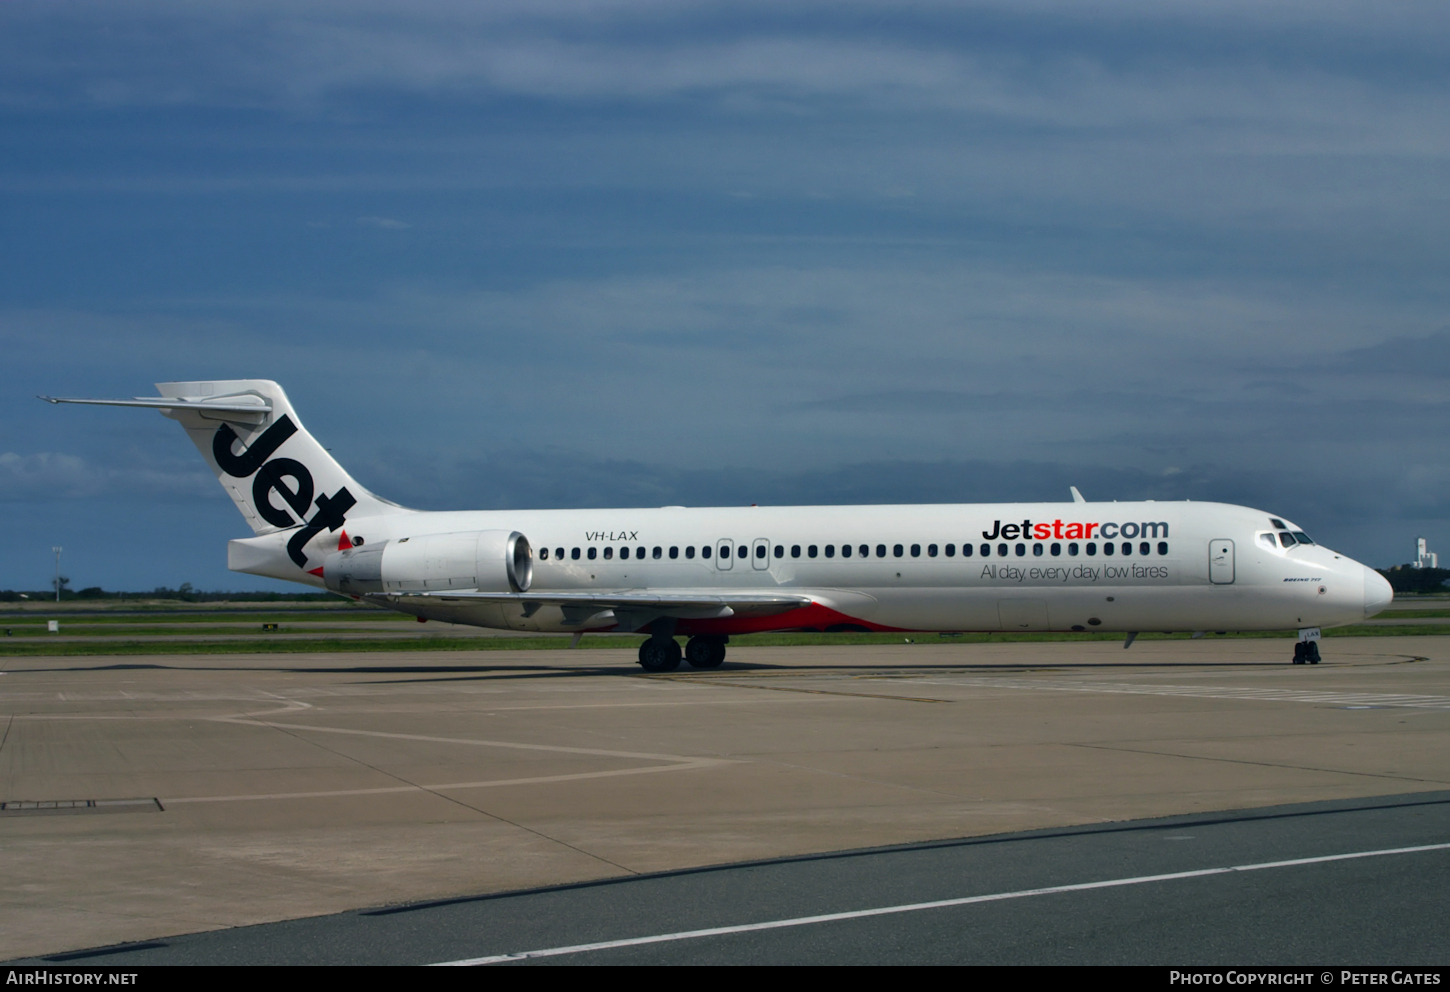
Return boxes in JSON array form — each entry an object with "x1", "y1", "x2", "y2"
[{"x1": 1413, "y1": 536, "x2": 1438, "y2": 570}]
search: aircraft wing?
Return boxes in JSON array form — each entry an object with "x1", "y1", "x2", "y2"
[{"x1": 377, "y1": 589, "x2": 813, "y2": 626}]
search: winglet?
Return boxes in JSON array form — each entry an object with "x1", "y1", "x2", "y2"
[{"x1": 1070, "y1": 486, "x2": 1086, "y2": 503}]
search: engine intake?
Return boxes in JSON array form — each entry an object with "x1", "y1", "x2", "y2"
[{"x1": 323, "y1": 530, "x2": 532, "y2": 595}]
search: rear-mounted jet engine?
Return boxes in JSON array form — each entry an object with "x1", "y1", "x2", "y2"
[{"x1": 322, "y1": 530, "x2": 532, "y2": 595}]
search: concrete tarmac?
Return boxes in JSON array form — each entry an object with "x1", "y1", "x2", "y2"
[
  {"x1": 1, "y1": 635, "x2": 1447, "y2": 961},
  {"x1": 11, "y1": 792, "x2": 1449, "y2": 965}
]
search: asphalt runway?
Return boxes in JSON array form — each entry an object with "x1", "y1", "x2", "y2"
[
  {"x1": 13, "y1": 792, "x2": 1450, "y2": 965},
  {"x1": 2, "y1": 635, "x2": 1447, "y2": 963}
]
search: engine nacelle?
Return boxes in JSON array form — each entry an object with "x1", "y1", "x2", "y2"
[{"x1": 323, "y1": 530, "x2": 532, "y2": 595}]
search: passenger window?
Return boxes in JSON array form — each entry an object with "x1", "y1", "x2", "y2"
[
  {"x1": 555, "y1": 548, "x2": 564, "y2": 561},
  {"x1": 1157, "y1": 542, "x2": 1168, "y2": 555},
  {"x1": 893, "y1": 544, "x2": 904, "y2": 558},
  {"x1": 981, "y1": 544, "x2": 990, "y2": 557},
  {"x1": 876, "y1": 544, "x2": 887, "y2": 558},
  {"x1": 1050, "y1": 542, "x2": 1061, "y2": 556},
  {"x1": 670, "y1": 546, "x2": 679, "y2": 559},
  {"x1": 605, "y1": 547, "x2": 615, "y2": 560},
  {"x1": 572, "y1": 547, "x2": 581, "y2": 560},
  {"x1": 1104, "y1": 542, "x2": 1114, "y2": 555},
  {"x1": 808, "y1": 545, "x2": 818, "y2": 558},
  {"x1": 756, "y1": 544, "x2": 766, "y2": 558},
  {"x1": 540, "y1": 548, "x2": 549, "y2": 560},
  {"x1": 791, "y1": 545, "x2": 801, "y2": 558},
  {"x1": 638, "y1": 547, "x2": 646, "y2": 559},
  {"x1": 945, "y1": 544, "x2": 955, "y2": 557},
  {"x1": 910, "y1": 544, "x2": 921, "y2": 557},
  {"x1": 1121, "y1": 542, "x2": 1131, "y2": 556},
  {"x1": 619, "y1": 547, "x2": 629, "y2": 560},
  {"x1": 702, "y1": 546, "x2": 711, "y2": 559},
  {"x1": 1086, "y1": 542, "x2": 1096, "y2": 556},
  {"x1": 1140, "y1": 542, "x2": 1149, "y2": 555},
  {"x1": 962, "y1": 543, "x2": 972, "y2": 557},
  {"x1": 997, "y1": 543, "x2": 1007, "y2": 556},
  {"x1": 653, "y1": 546, "x2": 662, "y2": 559},
  {"x1": 775, "y1": 545, "x2": 784, "y2": 558},
  {"x1": 686, "y1": 546, "x2": 695, "y2": 559},
  {"x1": 859, "y1": 545, "x2": 868, "y2": 558},
  {"x1": 740, "y1": 545, "x2": 749, "y2": 558},
  {"x1": 1033, "y1": 543, "x2": 1043, "y2": 557},
  {"x1": 1015, "y1": 543, "x2": 1026, "y2": 557},
  {"x1": 841, "y1": 544, "x2": 851, "y2": 558},
  {"x1": 588, "y1": 547, "x2": 597, "y2": 560},
  {"x1": 1068, "y1": 542, "x2": 1078, "y2": 556},
  {"x1": 825, "y1": 545, "x2": 835, "y2": 558},
  {"x1": 927, "y1": 544, "x2": 938, "y2": 557}
]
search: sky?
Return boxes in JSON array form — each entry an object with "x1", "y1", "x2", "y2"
[{"x1": 2, "y1": 0, "x2": 1447, "y2": 592}]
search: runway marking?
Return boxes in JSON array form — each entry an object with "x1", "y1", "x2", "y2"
[
  {"x1": 216, "y1": 719, "x2": 727, "y2": 762},
  {"x1": 434, "y1": 842, "x2": 1450, "y2": 965},
  {"x1": 864, "y1": 676, "x2": 1450, "y2": 710},
  {"x1": 154, "y1": 717, "x2": 735, "y2": 804},
  {"x1": 163, "y1": 760, "x2": 726, "y2": 805}
]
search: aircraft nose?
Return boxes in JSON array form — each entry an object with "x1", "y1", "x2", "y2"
[{"x1": 1363, "y1": 565, "x2": 1393, "y2": 619}]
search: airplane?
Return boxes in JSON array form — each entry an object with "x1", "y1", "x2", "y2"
[{"x1": 43, "y1": 379, "x2": 1393, "y2": 670}]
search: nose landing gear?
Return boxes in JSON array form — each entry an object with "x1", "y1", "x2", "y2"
[{"x1": 1292, "y1": 640, "x2": 1321, "y2": 665}]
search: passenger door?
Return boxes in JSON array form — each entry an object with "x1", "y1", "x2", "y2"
[
  {"x1": 1209, "y1": 539, "x2": 1235, "y2": 584},
  {"x1": 752, "y1": 538, "x2": 771, "y2": 571},
  {"x1": 716, "y1": 538, "x2": 734, "y2": 570}
]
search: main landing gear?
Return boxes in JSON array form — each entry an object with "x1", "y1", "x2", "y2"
[
  {"x1": 685, "y1": 635, "x2": 727, "y2": 669},
  {"x1": 1292, "y1": 640, "x2": 1321, "y2": 665},
  {"x1": 637, "y1": 635, "x2": 728, "y2": 672}
]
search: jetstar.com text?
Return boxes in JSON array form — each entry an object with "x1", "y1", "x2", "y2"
[{"x1": 982, "y1": 520, "x2": 1169, "y2": 541}]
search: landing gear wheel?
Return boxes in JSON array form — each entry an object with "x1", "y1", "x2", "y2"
[
  {"x1": 1307, "y1": 641, "x2": 1321, "y2": 665},
  {"x1": 1292, "y1": 642, "x2": 1306, "y2": 665},
  {"x1": 686, "y1": 636, "x2": 726, "y2": 669},
  {"x1": 638, "y1": 638, "x2": 682, "y2": 672}
]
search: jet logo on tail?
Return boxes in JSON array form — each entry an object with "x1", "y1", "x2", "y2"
[{"x1": 212, "y1": 416, "x2": 354, "y2": 567}]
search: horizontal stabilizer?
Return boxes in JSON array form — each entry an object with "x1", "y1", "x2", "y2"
[{"x1": 39, "y1": 395, "x2": 273, "y2": 415}]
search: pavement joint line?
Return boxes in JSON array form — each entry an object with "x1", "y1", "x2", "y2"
[
  {"x1": 433, "y1": 842, "x2": 1450, "y2": 966},
  {"x1": 1066, "y1": 742, "x2": 1450, "y2": 787},
  {"x1": 646, "y1": 676, "x2": 949, "y2": 703},
  {"x1": 865, "y1": 676, "x2": 1450, "y2": 709}
]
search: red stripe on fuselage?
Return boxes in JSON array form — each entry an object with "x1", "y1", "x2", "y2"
[{"x1": 645, "y1": 602, "x2": 906, "y2": 637}]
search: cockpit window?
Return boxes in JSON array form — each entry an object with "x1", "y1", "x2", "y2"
[
  {"x1": 1270, "y1": 518, "x2": 1286, "y2": 530},
  {"x1": 1279, "y1": 533, "x2": 1296, "y2": 548},
  {"x1": 1258, "y1": 533, "x2": 1278, "y2": 550},
  {"x1": 1291, "y1": 531, "x2": 1314, "y2": 545}
]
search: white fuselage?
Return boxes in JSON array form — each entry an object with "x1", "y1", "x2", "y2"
[{"x1": 232, "y1": 499, "x2": 1388, "y2": 636}]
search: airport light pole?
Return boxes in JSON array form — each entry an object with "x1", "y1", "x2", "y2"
[{"x1": 53, "y1": 546, "x2": 62, "y2": 602}]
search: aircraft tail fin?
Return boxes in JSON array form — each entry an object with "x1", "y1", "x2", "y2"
[
  {"x1": 43, "y1": 380, "x2": 411, "y2": 575},
  {"x1": 151, "y1": 380, "x2": 409, "y2": 541}
]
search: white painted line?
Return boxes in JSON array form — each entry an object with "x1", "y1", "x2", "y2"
[
  {"x1": 164, "y1": 759, "x2": 728, "y2": 805},
  {"x1": 433, "y1": 842, "x2": 1450, "y2": 966}
]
